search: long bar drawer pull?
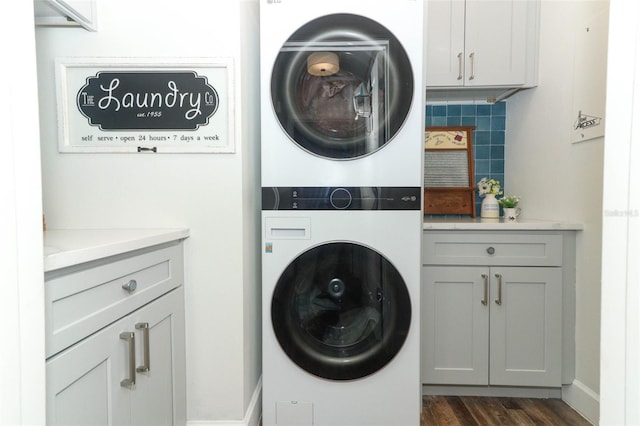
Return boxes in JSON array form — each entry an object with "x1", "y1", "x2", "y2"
[
  {"x1": 136, "y1": 322, "x2": 151, "y2": 373},
  {"x1": 481, "y1": 274, "x2": 488, "y2": 305},
  {"x1": 494, "y1": 273, "x2": 503, "y2": 305},
  {"x1": 120, "y1": 332, "x2": 136, "y2": 388}
]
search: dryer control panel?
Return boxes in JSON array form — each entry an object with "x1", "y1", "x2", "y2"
[{"x1": 262, "y1": 186, "x2": 421, "y2": 210}]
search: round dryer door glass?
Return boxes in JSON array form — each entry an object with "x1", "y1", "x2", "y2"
[
  {"x1": 271, "y1": 242, "x2": 411, "y2": 380},
  {"x1": 270, "y1": 14, "x2": 414, "y2": 159}
]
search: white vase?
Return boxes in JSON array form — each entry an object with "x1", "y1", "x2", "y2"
[
  {"x1": 481, "y1": 193, "x2": 500, "y2": 218},
  {"x1": 503, "y1": 207, "x2": 522, "y2": 222}
]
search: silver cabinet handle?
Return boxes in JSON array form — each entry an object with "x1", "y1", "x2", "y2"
[
  {"x1": 120, "y1": 332, "x2": 136, "y2": 388},
  {"x1": 494, "y1": 273, "x2": 503, "y2": 305},
  {"x1": 481, "y1": 274, "x2": 488, "y2": 305},
  {"x1": 135, "y1": 323, "x2": 151, "y2": 373},
  {"x1": 468, "y1": 52, "x2": 475, "y2": 80},
  {"x1": 457, "y1": 52, "x2": 463, "y2": 80},
  {"x1": 122, "y1": 279, "x2": 137, "y2": 293}
]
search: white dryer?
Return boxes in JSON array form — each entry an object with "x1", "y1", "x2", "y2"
[
  {"x1": 261, "y1": 187, "x2": 421, "y2": 426},
  {"x1": 260, "y1": 0, "x2": 424, "y2": 187}
]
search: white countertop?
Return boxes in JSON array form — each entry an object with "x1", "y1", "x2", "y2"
[
  {"x1": 44, "y1": 228, "x2": 190, "y2": 272},
  {"x1": 423, "y1": 218, "x2": 583, "y2": 231}
]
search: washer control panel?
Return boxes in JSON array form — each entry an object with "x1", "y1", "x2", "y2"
[{"x1": 261, "y1": 186, "x2": 421, "y2": 211}]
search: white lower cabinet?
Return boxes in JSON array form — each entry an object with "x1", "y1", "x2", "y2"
[
  {"x1": 45, "y1": 240, "x2": 186, "y2": 426},
  {"x1": 421, "y1": 231, "x2": 567, "y2": 389},
  {"x1": 422, "y1": 265, "x2": 561, "y2": 386}
]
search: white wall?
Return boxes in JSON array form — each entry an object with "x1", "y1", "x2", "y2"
[
  {"x1": 35, "y1": 0, "x2": 261, "y2": 423},
  {"x1": 0, "y1": 2, "x2": 45, "y2": 425},
  {"x1": 506, "y1": 1, "x2": 608, "y2": 422},
  {"x1": 600, "y1": 1, "x2": 640, "y2": 424},
  {"x1": 238, "y1": 0, "x2": 262, "y2": 420}
]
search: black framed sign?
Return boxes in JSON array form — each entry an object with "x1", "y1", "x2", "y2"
[{"x1": 55, "y1": 57, "x2": 234, "y2": 153}]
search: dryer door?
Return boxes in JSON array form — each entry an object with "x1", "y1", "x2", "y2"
[
  {"x1": 270, "y1": 14, "x2": 414, "y2": 160},
  {"x1": 271, "y1": 242, "x2": 411, "y2": 380}
]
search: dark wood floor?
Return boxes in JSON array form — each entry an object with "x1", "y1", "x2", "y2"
[{"x1": 422, "y1": 395, "x2": 592, "y2": 426}]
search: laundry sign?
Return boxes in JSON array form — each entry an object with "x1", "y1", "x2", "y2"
[
  {"x1": 56, "y1": 58, "x2": 234, "y2": 153},
  {"x1": 77, "y1": 71, "x2": 219, "y2": 130}
]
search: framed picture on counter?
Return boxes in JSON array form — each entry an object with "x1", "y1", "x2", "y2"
[
  {"x1": 424, "y1": 126, "x2": 476, "y2": 217},
  {"x1": 55, "y1": 57, "x2": 235, "y2": 153}
]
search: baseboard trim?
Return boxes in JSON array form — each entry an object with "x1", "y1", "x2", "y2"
[
  {"x1": 423, "y1": 384, "x2": 562, "y2": 398},
  {"x1": 187, "y1": 376, "x2": 262, "y2": 426},
  {"x1": 562, "y1": 380, "x2": 599, "y2": 425},
  {"x1": 244, "y1": 376, "x2": 263, "y2": 426}
]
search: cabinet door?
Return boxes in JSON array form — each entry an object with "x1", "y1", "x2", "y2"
[
  {"x1": 422, "y1": 266, "x2": 489, "y2": 385},
  {"x1": 130, "y1": 287, "x2": 186, "y2": 426},
  {"x1": 47, "y1": 287, "x2": 186, "y2": 426},
  {"x1": 46, "y1": 315, "x2": 131, "y2": 426},
  {"x1": 464, "y1": 0, "x2": 529, "y2": 86},
  {"x1": 425, "y1": 0, "x2": 466, "y2": 87},
  {"x1": 489, "y1": 267, "x2": 562, "y2": 386}
]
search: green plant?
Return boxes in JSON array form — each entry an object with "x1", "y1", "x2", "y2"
[{"x1": 498, "y1": 195, "x2": 521, "y2": 208}]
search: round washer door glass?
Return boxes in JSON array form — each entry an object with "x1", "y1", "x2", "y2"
[
  {"x1": 271, "y1": 242, "x2": 411, "y2": 380},
  {"x1": 271, "y1": 14, "x2": 414, "y2": 159}
]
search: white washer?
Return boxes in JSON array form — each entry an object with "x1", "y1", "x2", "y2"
[
  {"x1": 260, "y1": 0, "x2": 424, "y2": 187},
  {"x1": 261, "y1": 188, "x2": 421, "y2": 426}
]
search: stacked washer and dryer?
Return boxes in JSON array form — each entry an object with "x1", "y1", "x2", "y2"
[{"x1": 260, "y1": 1, "x2": 424, "y2": 425}]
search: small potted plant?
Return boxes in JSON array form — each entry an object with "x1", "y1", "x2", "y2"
[
  {"x1": 477, "y1": 177, "x2": 502, "y2": 218},
  {"x1": 498, "y1": 195, "x2": 521, "y2": 222}
]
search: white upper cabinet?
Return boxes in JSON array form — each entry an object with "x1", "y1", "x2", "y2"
[
  {"x1": 34, "y1": 0, "x2": 97, "y2": 31},
  {"x1": 426, "y1": 0, "x2": 539, "y2": 88}
]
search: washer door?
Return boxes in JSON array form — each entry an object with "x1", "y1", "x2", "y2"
[
  {"x1": 271, "y1": 242, "x2": 411, "y2": 380},
  {"x1": 270, "y1": 14, "x2": 414, "y2": 160}
]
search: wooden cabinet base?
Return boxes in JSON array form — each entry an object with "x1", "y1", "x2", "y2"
[{"x1": 424, "y1": 188, "x2": 476, "y2": 217}]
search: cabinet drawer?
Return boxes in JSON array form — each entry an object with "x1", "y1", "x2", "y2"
[
  {"x1": 45, "y1": 241, "x2": 184, "y2": 358},
  {"x1": 423, "y1": 232, "x2": 562, "y2": 266}
]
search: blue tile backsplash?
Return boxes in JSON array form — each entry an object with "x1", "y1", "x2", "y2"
[{"x1": 425, "y1": 102, "x2": 506, "y2": 216}]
